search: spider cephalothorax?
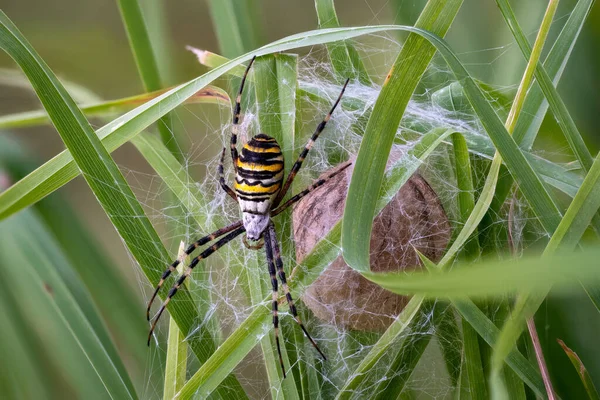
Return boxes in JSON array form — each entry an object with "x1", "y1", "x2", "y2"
[{"x1": 146, "y1": 56, "x2": 350, "y2": 378}]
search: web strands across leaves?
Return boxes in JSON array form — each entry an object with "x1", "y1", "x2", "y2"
[{"x1": 126, "y1": 38, "x2": 549, "y2": 399}]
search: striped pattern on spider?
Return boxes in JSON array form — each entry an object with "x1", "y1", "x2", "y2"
[{"x1": 147, "y1": 56, "x2": 350, "y2": 378}]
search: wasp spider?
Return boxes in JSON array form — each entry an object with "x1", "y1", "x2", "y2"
[{"x1": 147, "y1": 56, "x2": 350, "y2": 377}]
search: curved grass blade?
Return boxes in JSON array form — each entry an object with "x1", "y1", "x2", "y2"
[
  {"x1": 362, "y1": 250, "x2": 600, "y2": 297},
  {"x1": 188, "y1": 48, "x2": 585, "y2": 202},
  {"x1": 0, "y1": 86, "x2": 225, "y2": 130},
  {"x1": 0, "y1": 24, "x2": 579, "y2": 224},
  {"x1": 342, "y1": 0, "x2": 464, "y2": 273},
  {"x1": 0, "y1": 12, "x2": 243, "y2": 396}
]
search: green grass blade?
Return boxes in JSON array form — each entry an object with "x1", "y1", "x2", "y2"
[
  {"x1": 0, "y1": 209, "x2": 137, "y2": 399},
  {"x1": 189, "y1": 48, "x2": 586, "y2": 203},
  {"x1": 557, "y1": 339, "x2": 600, "y2": 400},
  {"x1": 511, "y1": 0, "x2": 594, "y2": 149},
  {"x1": 363, "y1": 250, "x2": 600, "y2": 297},
  {"x1": 164, "y1": 242, "x2": 189, "y2": 400},
  {"x1": 251, "y1": 54, "x2": 300, "y2": 396},
  {"x1": 496, "y1": 0, "x2": 594, "y2": 174},
  {"x1": 371, "y1": 302, "x2": 437, "y2": 400},
  {"x1": 207, "y1": 0, "x2": 262, "y2": 58},
  {"x1": 335, "y1": 296, "x2": 427, "y2": 399},
  {"x1": 433, "y1": 305, "x2": 462, "y2": 387},
  {"x1": 342, "y1": 0, "x2": 463, "y2": 273},
  {"x1": 116, "y1": 0, "x2": 180, "y2": 160},
  {"x1": 0, "y1": 135, "x2": 148, "y2": 378},
  {"x1": 314, "y1": 0, "x2": 371, "y2": 85},
  {"x1": 453, "y1": 299, "x2": 546, "y2": 398},
  {"x1": 0, "y1": 86, "x2": 228, "y2": 221},
  {"x1": 492, "y1": 151, "x2": 600, "y2": 386},
  {"x1": 0, "y1": 86, "x2": 225, "y2": 130},
  {"x1": 450, "y1": 132, "x2": 487, "y2": 399},
  {"x1": 0, "y1": 13, "x2": 243, "y2": 396},
  {"x1": 129, "y1": 133, "x2": 247, "y2": 397}
]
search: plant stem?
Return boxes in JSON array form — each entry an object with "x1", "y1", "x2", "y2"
[{"x1": 526, "y1": 318, "x2": 556, "y2": 400}]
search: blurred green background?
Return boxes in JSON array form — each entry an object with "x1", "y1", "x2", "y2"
[{"x1": 0, "y1": 0, "x2": 599, "y2": 398}]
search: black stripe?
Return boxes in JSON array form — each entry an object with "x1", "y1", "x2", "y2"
[
  {"x1": 235, "y1": 177, "x2": 282, "y2": 187},
  {"x1": 238, "y1": 158, "x2": 284, "y2": 167},
  {"x1": 240, "y1": 149, "x2": 282, "y2": 163},
  {"x1": 237, "y1": 168, "x2": 281, "y2": 179},
  {"x1": 248, "y1": 140, "x2": 280, "y2": 149},
  {"x1": 237, "y1": 194, "x2": 272, "y2": 202}
]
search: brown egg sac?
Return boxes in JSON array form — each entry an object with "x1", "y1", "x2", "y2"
[{"x1": 293, "y1": 163, "x2": 451, "y2": 332}]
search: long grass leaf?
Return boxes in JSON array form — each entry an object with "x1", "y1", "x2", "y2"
[
  {"x1": 0, "y1": 86, "x2": 225, "y2": 129},
  {"x1": 117, "y1": 0, "x2": 180, "y2": 160},
  {"x1": 207, "y1": 0, "x2": 262, "y2": 58},
  {"x1": 0, "y1": 135, "x2": 148, "y2": 377},
  {"x1": 0, "y1": 12, "x2": 239, "y2": 394},
  {"x1": 451, "y1": 132, "x2": 488, "y2": 399},
  {"x1": 342, "y1": 0, "x2": 464, "y2": 273},
  {"x1": 0, "y1": 24, "x2": 578, "y2": 223}
]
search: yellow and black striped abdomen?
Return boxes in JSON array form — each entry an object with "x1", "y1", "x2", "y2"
[{"x1": 235, "y1": 133, "x2": 284, "y2": 214}]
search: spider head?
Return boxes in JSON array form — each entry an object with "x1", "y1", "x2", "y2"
[{"x1": 242, "y1": 212, "x2": 270, "y2": 241}]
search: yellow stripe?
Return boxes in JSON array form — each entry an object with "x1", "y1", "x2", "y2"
[
  {"x1": 234, "y1": 181, "x2": 281, "y2": 194},
  {"x1": 237, "y1": 160, "x2": 283, "y2": 172},
  {"x1": 245, "y1": 144, "x2": 282, "y2": 153}
]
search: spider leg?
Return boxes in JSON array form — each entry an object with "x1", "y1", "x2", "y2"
[
  {"x1": 273, "y1": 78, "x2": 350, "y2": 207},
  {"x1": 272, "y1": 161, "x2": 351, "y2": 216},
  {"x1": 218, "y1": 147, "x2": 238, "y2": 201},
  {"x1": 231, "y1": 56, "x2": 256, "y2": 172},
  {"x1": 264, "y1": 225, "x2": 287, "y2": 378},
  {"x1": 146, "y1": 220, "x2": 243, "y2": 321},
  {"x1": 148, "y1": 225, "x2": 245, "y2": 345},
  {"x1": 266, "y1": 223, "x2": 327, "y2": 361}
]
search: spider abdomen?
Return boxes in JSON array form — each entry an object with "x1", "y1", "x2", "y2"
[{"x1": 235, "y1": 133, "x2": 284, "y2": 238}]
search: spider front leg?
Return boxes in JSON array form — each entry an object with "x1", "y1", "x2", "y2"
[
  {"x1": 218, "y1": 147, "x2": 238, "y2": 201},
  {"x1": 230, "y1": 56, "x2": 256, "y2": 171},
  {"x1": 146, "y1": 220, "x2": 243, "y2": 321},
  {"x1": 265, "y1": 223, "x2": 327, "y2": 362},
  {"x1": 273, "y1": 78, "x2": 350, "y2": 207},
  {"x1": 147, "y1": 225, "x2": 245, "y2": 345}
]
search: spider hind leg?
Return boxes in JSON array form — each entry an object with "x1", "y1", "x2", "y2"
[{"x1": 265, "y1": 223, "x2": 327, "y2": 364}]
